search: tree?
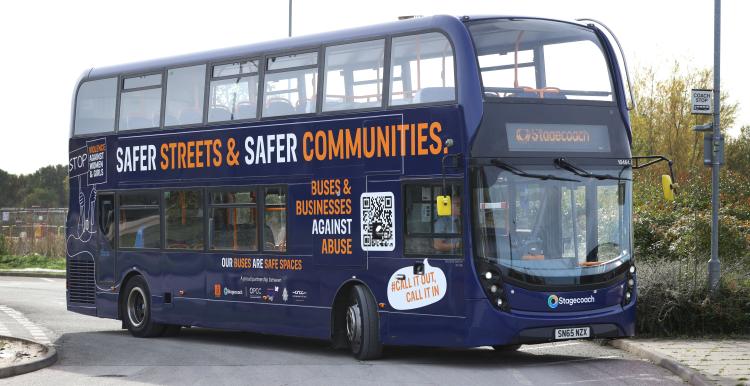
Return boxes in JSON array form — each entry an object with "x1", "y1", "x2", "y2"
[
  {"x1": 630, "y1": 63, "x2": 738, "y2": 178},
  {"x1": 0, "y1": 165, "x2": 68, "y2": 208},
  {"x1": 725, "y1": 125, "x2": 750, "y2": 174}
]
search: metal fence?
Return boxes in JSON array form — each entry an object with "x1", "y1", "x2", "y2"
[{"x1": 1, "y1": 208, "x2": 67, "y2": 257}]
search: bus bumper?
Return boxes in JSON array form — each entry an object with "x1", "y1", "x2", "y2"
[{"x1": 464, "y1": 298, "x2": 635, "y2": 347}]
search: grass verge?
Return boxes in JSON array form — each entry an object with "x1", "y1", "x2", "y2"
[{"x1": 0, "y1": 255, "x2": 65, "y2": 270}]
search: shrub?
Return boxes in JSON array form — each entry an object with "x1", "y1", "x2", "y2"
[{"x1": 636, "y1": 256, "x2": 750, "y2": 336}]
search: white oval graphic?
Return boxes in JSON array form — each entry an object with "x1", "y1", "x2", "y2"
[{"x1": 387, "y1": 259, "x2": 447, "y2": 310}]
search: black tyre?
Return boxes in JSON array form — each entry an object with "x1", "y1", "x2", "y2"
[
  {"x1": 162, "y1": 325, "x2": 182, "y2": 337},
  {"x1": 492, "y1": 344, "x2": 521, "y2": 352},
  {"x1": 121, "y1": 275, "x2": 165, "y2": 338},
  {"x1": 346, "y1": 285, "x2": 382, "y2": 360}
]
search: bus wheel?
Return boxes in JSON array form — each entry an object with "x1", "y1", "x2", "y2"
[
  {"x1": 346, "y1": 285, "x2": 382, "y2": 360},
  {"x1": 492, "y1": 344, "x2": 521, "y2": 352},
  {"x1": 161, "y1": 325, "x2": 182, "y2": 337},
  {"x1": 122, "y1": 275, "x2": 164, "y2": 338}
]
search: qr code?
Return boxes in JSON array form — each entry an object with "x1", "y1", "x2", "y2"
[{"x1": 360, "y1": 192, "x2": 395, "y2": 251}]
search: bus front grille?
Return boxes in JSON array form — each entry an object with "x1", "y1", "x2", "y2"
[{"x1": 67, "y1": 259, "x2": 95, "y2": 304}]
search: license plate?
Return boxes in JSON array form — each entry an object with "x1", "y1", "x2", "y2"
[{"x1": 554, "y1": 327, "x2": 590, "y2": 340}]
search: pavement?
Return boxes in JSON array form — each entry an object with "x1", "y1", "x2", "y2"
[
  {"x1": 0, "y1": 274, "x2": 737, "y2": 385},
  {"x1": 613, "y1": 338, "x2": 750, "y2": 386}
]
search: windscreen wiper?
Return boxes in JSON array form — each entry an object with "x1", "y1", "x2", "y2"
[
  {"x1": 554, "y1": 158, "x2": 631, "y2": 181},
  {"x1": 490, "y1": 159, "x2": 580, "y2": 182}
]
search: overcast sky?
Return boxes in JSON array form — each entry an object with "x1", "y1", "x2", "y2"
[{"x1": 0, "y1": 0, "x2": 746, "y2": 174}]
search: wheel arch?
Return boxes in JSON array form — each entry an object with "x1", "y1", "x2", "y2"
[
  {"x1": 329, "y1": 279, "x2": 379, "y2": 347},
  {"x1": 117, "y1": 269, "x2": 146, "y2": 320}
]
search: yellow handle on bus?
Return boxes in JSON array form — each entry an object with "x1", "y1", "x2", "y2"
[{"x1": 436, "y1": 195, "x2": 452, "y2": 216}]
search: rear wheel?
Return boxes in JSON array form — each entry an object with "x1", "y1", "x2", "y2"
[
  {"x1": 122, "y1": 275, "x2": 165, "y2": 337},
  {"x1": 346, "y1": 285, "x2": 382, "y2": 360}
]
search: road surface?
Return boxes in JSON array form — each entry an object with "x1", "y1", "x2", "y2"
[{"x1": 0, "y1": 276, "x2": 683, "y2": 385}]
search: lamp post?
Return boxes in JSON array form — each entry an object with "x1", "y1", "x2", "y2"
[
  {"x1": 708, "y1": 0, "x2": 721, "y2": 293},
  {"x1": 288, "y1": 0, "x2": 292, "y2": 37}
]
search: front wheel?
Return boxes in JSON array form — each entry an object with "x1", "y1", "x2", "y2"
[
  {"x1": 346, "y1": 285, "x2": 382, "y2": 360},
  {"x1": 122, "y1": 275, "x2": 165, "y2": 337}
]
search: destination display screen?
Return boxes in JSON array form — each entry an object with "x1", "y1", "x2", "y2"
[{"x1": 506, "y1": 123, "x2": 611, "y2": 152}]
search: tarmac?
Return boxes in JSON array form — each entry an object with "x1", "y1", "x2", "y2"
[{"x1": 0, "y1": 271, "x2": 747, "y2": 385}]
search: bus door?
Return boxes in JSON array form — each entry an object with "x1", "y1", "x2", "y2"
[
  {"x1": 370, "y1": 179, "x2": 466, "y2": 345},
  {"x1": 95, "y1": 192, "x2": 116, "y2": 285}
]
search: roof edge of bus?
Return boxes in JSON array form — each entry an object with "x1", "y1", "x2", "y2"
[
  {"x1": 83, "y1": 14, "x2": 468, "y2": 81},
  {"x1": 460, "y1": 15, "x2": 591, "y2": 27}
]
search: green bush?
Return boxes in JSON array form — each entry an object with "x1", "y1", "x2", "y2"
[
  {"x1": 637, "y1": 256, "x2": 750, "y2": 336},
  {"x1": 633, "y1": 167, "x2": 750, "y2": 336},
  {"x1": 0, "y1": 235, "x2": 7, "y2": 255},
  {"x1": 634, "y1": 169, "x2": 750, "y2": 266}
]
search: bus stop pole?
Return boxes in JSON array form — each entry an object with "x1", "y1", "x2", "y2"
[{"x1": 708, "y1": 0, "x2": 721, "y2": 293}]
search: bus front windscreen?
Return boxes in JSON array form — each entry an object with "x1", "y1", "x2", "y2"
[
  {"x1": 472, "y1": 163, "x2": 632, "y2": 286},
  {"x1": 469, "y1": 19, "x2": 613, "y2": 101}
]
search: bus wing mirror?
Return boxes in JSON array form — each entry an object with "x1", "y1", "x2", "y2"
[
  {"x1": 436, "y1": 195, "x2": 452, "y2": 216},
  {"x1": 662, "y1": 174, "x2": 676, "y2": 201}
]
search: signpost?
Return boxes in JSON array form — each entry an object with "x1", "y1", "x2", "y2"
[
  {"x1": 691, "y1": 89, "x2": 713, "y2": 115},
  {"x1": 691, "y1": 0, "x2": 722, "y2": 294}
]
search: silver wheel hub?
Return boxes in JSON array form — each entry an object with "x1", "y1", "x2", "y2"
[
  {"x1": 346, "y1": 303, "x2": 362, "y2": 346},
  {"x1": 127, "y1": 287, "x2": 147, "y2": 328}
]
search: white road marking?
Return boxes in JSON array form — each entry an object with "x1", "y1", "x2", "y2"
[
  {"x1": 0, "y1": 305, "x2": 52, "y2": 345},
  {"x1": 40, "y1": 278, "x2": 55, "y2": 283},
  {"x1": 0, "y1": 321, "x2": 10, "y2": 336},
  {"x1": 519, "y1": 341, "x2": 583, "y2": 351}
]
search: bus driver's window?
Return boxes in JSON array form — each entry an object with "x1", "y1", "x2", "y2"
[
  {"x1": 433, "y1": 195, "x2": 461, "y2": 253},
  {"x1": 404, "y1": 184, "x2": 462, "y2": 256}
]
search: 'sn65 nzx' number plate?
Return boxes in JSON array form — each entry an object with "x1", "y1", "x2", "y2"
[{"x1": 554, "y1": 327, "x2": 590, "y2": 340}]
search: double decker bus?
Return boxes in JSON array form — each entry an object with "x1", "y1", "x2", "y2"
[{"x1": 67, "y1": 15, "x2": 646, "y2": 359}]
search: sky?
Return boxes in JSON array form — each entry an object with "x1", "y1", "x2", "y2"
[{"x1": 0, "y1": 0, "x2": 746, "y2": 175}]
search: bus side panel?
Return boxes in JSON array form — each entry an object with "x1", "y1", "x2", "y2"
[
  {"x1": 167, "y1": 298, "x2": 331, "y2": 339},
  {"x1": 67, "y1": 135, "x2": 118, "y2": 315}
]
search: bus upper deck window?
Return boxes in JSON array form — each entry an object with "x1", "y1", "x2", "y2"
[
  {"x1": 469, "y1": 19, "x2": 613, "y2": 101},
  {"x1": 323, "y1": 39, "x2": 385, "y2": 112},
  {"x1": 389, "y1": 32, "x2": 455, "y2": 106},
  {"x1": 262, "y1": 52, "x2": 318, "y2": 118},
  {"x1": 209, "y1": 60, "x2": 260, "y2": 122},
  {"x1": 119, "y1": 74, "x2": 163, "y2": 131},
  {"x1": 165, "y1": 65, "x2": 206, "y2": 127},
  {"x1": 74, "y1": 78, "x2": 117, "y2": 136}
]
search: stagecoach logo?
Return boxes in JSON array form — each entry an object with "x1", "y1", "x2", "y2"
[
  {"x1": 547, "y1": 294, "x2": 596, "y2": 309},
  {"x1": 224, "y1": 287, "x2": 243, "y2": 296},
  {"x1": 282, "y1": 288, "x2": 288, "y2": 302},
  {"x1": 515, "y1": 128, "x2": 591, "y2": 144}
]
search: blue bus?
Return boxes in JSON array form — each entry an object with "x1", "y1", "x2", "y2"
[{"x1": 67, "y1": 15, "x2": 654, "y2": 359}]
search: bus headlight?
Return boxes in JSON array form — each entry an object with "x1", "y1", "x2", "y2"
[
  {"x1": 623, "y1": 264, "x2": 636, "y2": 306},
  {"x1": 480, "y1": 267, "x2": 510, "y2": 312}
]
